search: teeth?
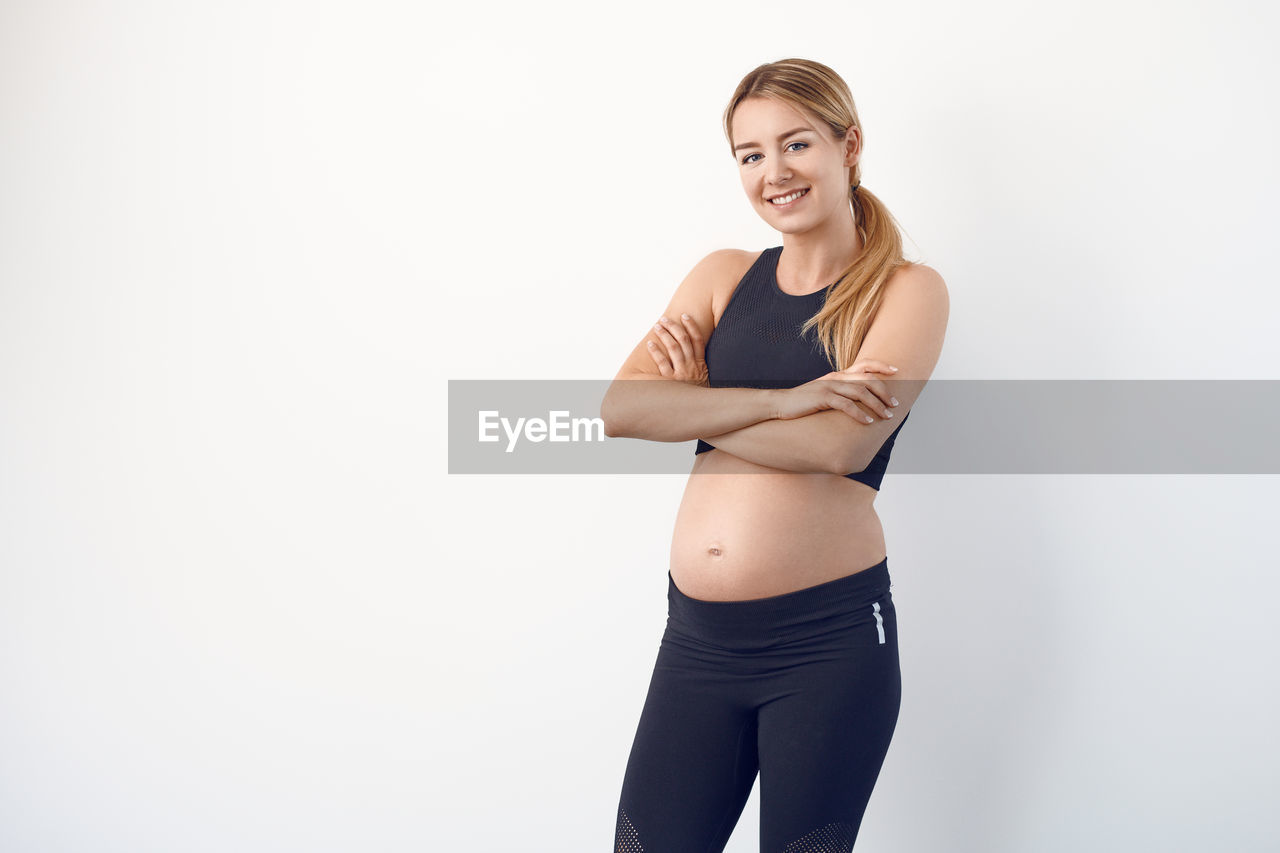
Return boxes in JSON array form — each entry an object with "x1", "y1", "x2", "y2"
[{"x1": 769, "y1": 188, "x2": 808, "y2": 205}]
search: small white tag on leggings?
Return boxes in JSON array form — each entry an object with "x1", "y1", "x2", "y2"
[{"x1": 872, "y1": 601, "x2": 885, "y2": 644}]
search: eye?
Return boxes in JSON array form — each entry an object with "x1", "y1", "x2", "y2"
[{"x1": 740, "y1": 141, "x2": 809, "y2": 165}]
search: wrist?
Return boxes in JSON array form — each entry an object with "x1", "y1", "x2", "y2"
[{"x1": 758, "y1": 387, "x2": 781, "y2": 421}]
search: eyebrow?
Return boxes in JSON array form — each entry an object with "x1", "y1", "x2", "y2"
[{"x1": 733, "y1": 127, "x2": 816, "y2": 153}]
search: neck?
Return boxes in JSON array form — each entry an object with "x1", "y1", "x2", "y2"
[{"x1": 777, "y1": 209, "x2": 863, "y2": 290}]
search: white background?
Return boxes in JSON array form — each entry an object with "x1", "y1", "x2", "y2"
[{"x1": 2, "y1": 1, "x2": 1278, "y2": 851}]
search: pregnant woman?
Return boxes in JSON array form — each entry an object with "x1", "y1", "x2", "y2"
[{"x1": 601, "y1": 58, "x2": 949, "y2": 852}]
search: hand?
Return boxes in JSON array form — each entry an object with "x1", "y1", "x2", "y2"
[
  {"x1": 772, "y1": 360, "x2": 901, "y2": 422},
  {"x1": 647, "y1": 313, "x2": 709, "y2": 387}
]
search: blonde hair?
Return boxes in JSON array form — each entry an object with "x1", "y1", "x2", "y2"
[{"x1": 723, "y1": 58, "x2": 912, "y2": 371}]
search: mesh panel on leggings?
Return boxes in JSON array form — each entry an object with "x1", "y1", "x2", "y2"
[
  {"x1": 781, "y1": 821, "x2": 857, "y2": 853},
  {"x1": 614, "y1": 805, "x2": 644, "y2": 853}
]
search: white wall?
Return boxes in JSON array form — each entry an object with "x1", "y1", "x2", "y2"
[{"x1": 2, "y1": 1, "x2": 1278, "y2": 851}]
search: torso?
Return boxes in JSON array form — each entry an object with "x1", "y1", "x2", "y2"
[{"x1": 669, "y1": 249, "x2": 888, "y2": 602}]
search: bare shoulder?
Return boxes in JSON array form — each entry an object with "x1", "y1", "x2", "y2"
[
  {"x1": 857, "y1": 260, "x2": 950, "y2": 379},
  {"x1": 667, "y1": 247, "x2": 753, "y2": 322},
  {"x1": 606, "y1": 247, "x2": 756, "y2": 382},
  {"x1": 702, "y1": 248, "x2": 760, "y2": 325},
  {"x1": 884, "y1": 261, "x2": 949, "y2": 306},
  {"x1": 874, "y1": 261, "x2": 950, "y2": 335}
]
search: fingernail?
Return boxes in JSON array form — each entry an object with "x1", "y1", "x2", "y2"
[
  {"x1": 659, "y1": 316, "x2": 669, "y2": 322},
  {"x1": 890, "y1": 366, "x2": 899, "y2": 371},
  {"x1": 681, "y1": 313, "x2": 689, "y2": 319},
  {"x1": 891, "y1": 397, "x2": 899, "y2": 406}
]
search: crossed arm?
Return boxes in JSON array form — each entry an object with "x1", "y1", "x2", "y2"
[
  {"x1": 701, "y1": 407, "x2": 884, "y2": 475},
  {"x1": 600, "y1": 258, "x2": 947, "y2": 476},
  {"x1": 601, "y1": 376, "x2": 899, "y2": 476}
]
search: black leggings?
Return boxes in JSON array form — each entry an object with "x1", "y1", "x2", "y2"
[{"x1": 614, "y1": 557, "x2": 901, "y2": 853}]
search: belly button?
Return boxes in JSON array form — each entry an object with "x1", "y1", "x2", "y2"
[{"x1": 708, "y1": 547, "x2": 723, "y2": 557}]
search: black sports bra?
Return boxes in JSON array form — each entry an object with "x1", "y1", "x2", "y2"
[{"x1": 693, "y1": 246, "x2": 908, "y2": 490}]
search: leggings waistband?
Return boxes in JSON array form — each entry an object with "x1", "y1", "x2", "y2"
[{"x1": 666, "y1": 557, "x2": 892, "y2": 650}]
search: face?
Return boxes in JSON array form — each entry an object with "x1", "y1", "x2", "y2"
[{"x1": 730, "y1": 96, "x2": 859, "y2": 233}]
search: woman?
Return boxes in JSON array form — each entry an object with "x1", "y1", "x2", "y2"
[{"x1": 601, "y1": 58, "x2": 949, "y2": 853}]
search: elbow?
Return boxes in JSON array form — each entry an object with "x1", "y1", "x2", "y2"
[
  {"x1": 600, "y1": 390, "x2": 630, "y2": 438},
  {"x1": 600, "y1": 403, "x2": 621, "y2": 438},
  {"x1": 830, "y1": 442, "x2": 870, "y2": 478},
  {"x1": 602, "y1": 375, "x2": 663, "y2": 438},
  {"x1": 603, "y1": 417, "x2": 627, "y2": 438}
]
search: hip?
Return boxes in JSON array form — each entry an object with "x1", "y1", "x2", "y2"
[{"x1": 662, "y1": 555, "x2": 897, "y2": 658}]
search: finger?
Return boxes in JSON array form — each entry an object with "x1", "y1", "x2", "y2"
[
  {"x1": 831, "y1": 380, "x2": 895, "y2": 419},
  {"x1": 658, "y1": 316, "x2": 694, "y2": 368},
  {"x1": 843, "y1": 359, "x2": 899, "y2": 375},
  {"x1": 826, "y1": 392, "x2": 877, "y2": 424},
  {"x1": 646, "y1": 339, "x2": 674, "y2": 377},
  {"x1": 654, "y1": 321, "x2": 691, "y2": 375},
  {"x1": 836, "y1": 374, "x2": 899, "y2": 410},
  {"x1": 679, "y1": 313, "x2": 707, "y2": 355},
  {"x1": 652, "y1": 320, "x2": 680, "y2": 350},
  {"x1": 859, "y1": 375, "x2": 899, "y2": 410}
]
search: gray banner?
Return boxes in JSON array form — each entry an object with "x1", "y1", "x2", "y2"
[{"x1": 447, "y1": 380, "x2": 1280, "y2": 475}]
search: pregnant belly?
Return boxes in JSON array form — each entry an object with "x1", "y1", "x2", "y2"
[{"x1": 669, "y1": 450, "x2": 887, "y2": 601}]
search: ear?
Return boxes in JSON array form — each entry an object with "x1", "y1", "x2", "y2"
[{"x1": 842, "y1": 126, "x2": 862, "y2": 169}]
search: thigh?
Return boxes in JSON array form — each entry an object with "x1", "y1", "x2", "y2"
[
  {"x1": 615, "y1": 635, "x2": 760, "y2": 853},
  {"x1": 756, "y1": 597, "x2": 902, "y2": 852}
]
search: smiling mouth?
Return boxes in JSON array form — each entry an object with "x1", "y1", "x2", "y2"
[{"x1": 768, "y1": 188, "x2": 809, "y2": 205}]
